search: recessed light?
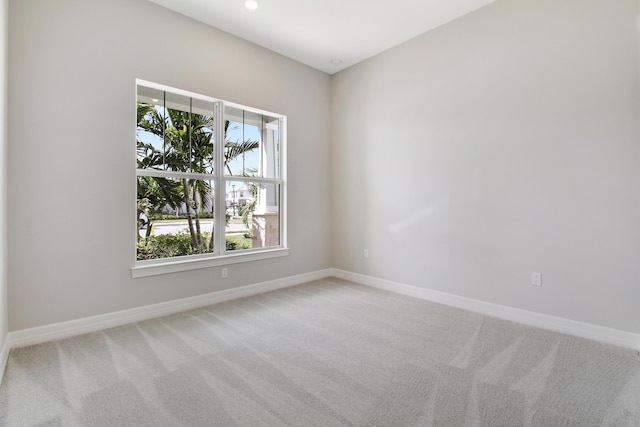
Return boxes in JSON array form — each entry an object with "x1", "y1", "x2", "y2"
[
  {"x1": 245, "y1": 0, "x2": 258, "y2": 10},
  {"x1": 330, "y1": 58, "x2": 343, "y2": 66},
  {"x1": 151, "y1": 98, "x2": 159, "y2": 103}
]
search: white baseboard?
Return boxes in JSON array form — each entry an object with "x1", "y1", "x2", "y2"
[
  {"x1": 7, "y1": 268, "x2": 332, "y2": 350},
  {"x1": 331, "y1": 268, "x2": 640, "y2": 351},
  {"x1": 0, "y1": 332, "x2": 9, "y2": 385}
]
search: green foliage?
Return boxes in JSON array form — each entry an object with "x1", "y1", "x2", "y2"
[
  {"x1": 137, "y1": 231, "x2": 252, "y2": 260},
  {"x1": 224, "y1": 139, "x2": 259, "y2": 175},
  {"x1": 149, "y1": 213, "x2": 214, "y2": 221},
  {"x1": 226, "y1": 233, "x2": 252, "y2": 251},
  {"x1": 137, "y1": 232, "x2": 195, "y2": 260}
]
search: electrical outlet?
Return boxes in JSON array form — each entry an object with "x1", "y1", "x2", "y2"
[
  {"x1": 222, "y1": 268, "x2": 228, "y2": 279},
  {"x1": 364, "y1": 249, "x2": 369, "y2": 259},
  {"x1": 531, "y1": 272, "x2": 542, "y2": 286}
]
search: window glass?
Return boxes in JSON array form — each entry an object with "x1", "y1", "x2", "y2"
[
  {"x1": 225, "y1": 181, "x2": 280, "y2": 251},
  {"x1": 137, "y1": 178, "x2": 215, "y2": 260},
  {"x1": 224, "y1": 106, "x2": 280, "y2": 179}
]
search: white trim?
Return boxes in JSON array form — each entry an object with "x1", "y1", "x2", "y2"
[
  {"x1": 214, "y1": 100, "x2": 226, "y2": 254},
  {"x1": 279, "y1": 116, "x2": 287, "y2": 249},
  {"x1": 330, "y1": 268, "x2": 640, "y2": 351},
  {"x1": 7, "y1": 269, "x2": 331, "y2": 349},
  {"x1": 136, "y1": 169, "x2": 218, "y2": 181},
  {"x1": 135, "y1": 171, "x2": 286, "y2": 188},
  {"x1": 0, "y1": 333, "x2": 9, "y2": 385},
  {"x1": 132, "y1": 247, "x2": 289, "y2": 278}
]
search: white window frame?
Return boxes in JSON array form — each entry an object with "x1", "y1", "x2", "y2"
[{"x1": 132, "y1": 80, "x2": 288, "y2": 278}]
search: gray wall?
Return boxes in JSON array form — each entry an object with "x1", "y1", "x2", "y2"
[
  {"x1": 331, "y1": 0, "x2": 640, "y2": 332},
  {"x1": 0, "y1": 0, "x2": 7, "y2": 347},
  {"x1": 8, "y1": 0, "x2": 332, "y2": 330}
]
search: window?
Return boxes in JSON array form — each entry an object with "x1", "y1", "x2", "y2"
[{"x1": 133, "y1": 80, "x2": 287, "y2": 278}]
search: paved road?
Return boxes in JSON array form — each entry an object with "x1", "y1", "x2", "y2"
[{"x1": 140, "y1": 220, "x2": 249, "y2": 237}]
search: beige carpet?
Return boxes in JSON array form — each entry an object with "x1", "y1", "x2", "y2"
[{"x1": 1, "y1": 278, "x2": 639, "y2": 426}]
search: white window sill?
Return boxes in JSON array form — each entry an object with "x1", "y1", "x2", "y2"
[{"x1": 131, "y1": 248, "x2": 289, "y2": 278}]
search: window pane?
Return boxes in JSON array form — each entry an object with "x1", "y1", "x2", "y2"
[
  {"x1": 137, "y1": 177, "x2": 215, "y2": 260},
  {"x1": 224, "y1": 106, "x2": 280, "y2": 178},
  {"x1": 225, "y1": 180, "x2": 280, "y2": 251},
  {"x1": 136, "y1": 86, "x2": 166, "y2": 170},
  {"x1": 191, "y1": 98, "x2": 216, "y2": 175},
  {"x1": 137, "y1": 85, "x2": 216, "y2": 174}
]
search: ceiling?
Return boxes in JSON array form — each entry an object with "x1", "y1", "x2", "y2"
[{"x1": 148, "y1": 0, "x2": 496, "y2": 74}]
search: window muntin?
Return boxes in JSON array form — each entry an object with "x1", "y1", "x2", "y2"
[{"x1": 135, "y1": 80, "x2": 286, "y2": 271}]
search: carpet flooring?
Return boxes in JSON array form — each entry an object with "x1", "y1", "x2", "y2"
[{"x1": 1, "y1": 278, "x2": 639, "y2": 426}]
